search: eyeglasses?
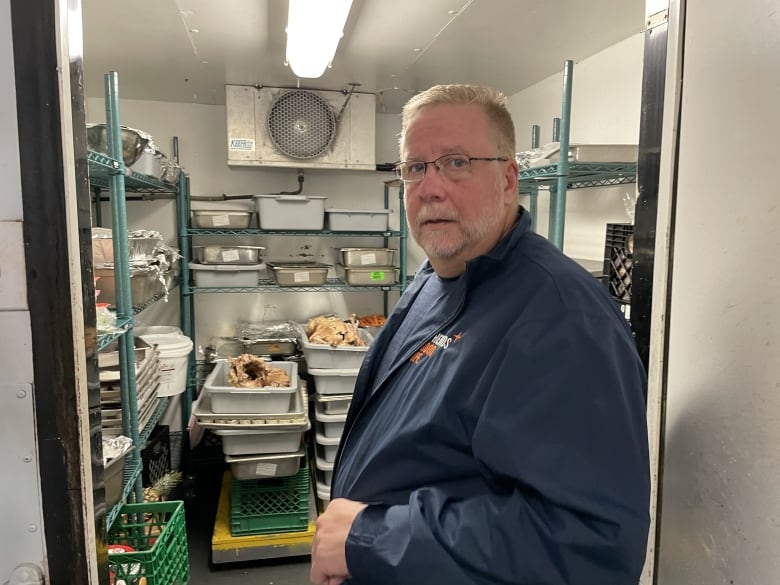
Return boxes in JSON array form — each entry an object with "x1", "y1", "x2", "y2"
[{"x1": 394, "y1": 154, "x2": 509, "y2": 183}]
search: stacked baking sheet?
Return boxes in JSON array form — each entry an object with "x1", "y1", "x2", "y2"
[{"x1": 99, "y1": 338, "x2": 161, "y2": 437}]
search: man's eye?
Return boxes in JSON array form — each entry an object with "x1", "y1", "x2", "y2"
[
  {"x1": 408, "y1": 162, "x2": 426, "y2": 174},
  {"x1": 447, "y1": 157, "x2": 469, "y2": 169}
]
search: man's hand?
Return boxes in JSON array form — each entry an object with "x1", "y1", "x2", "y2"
[{"x1": 310, "y1": 498, "x2": 368, "y2": 585}]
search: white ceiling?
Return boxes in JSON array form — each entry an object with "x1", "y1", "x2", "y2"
[{"x1": 81, "y1": 0, "x2": 645, "y2": 114}]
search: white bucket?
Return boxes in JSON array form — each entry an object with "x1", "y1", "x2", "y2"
[
  {"x1": 135, "y1": 325, "x2": 183, "y2": 337},
  {"x1": 140, "y1": 333, "x2": 193, "y2": 397}
]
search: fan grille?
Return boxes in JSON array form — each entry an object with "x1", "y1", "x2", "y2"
[{"x1": 267, "y1": 90, "x2": 336, "y2": 159}]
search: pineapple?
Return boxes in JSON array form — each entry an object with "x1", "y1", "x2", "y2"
[{"x1": 143, "y1": 471, "x2": 182, "y2": 502}]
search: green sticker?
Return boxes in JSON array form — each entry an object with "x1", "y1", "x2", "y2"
[{"x1": 370, "y1": 271, "x2": 386, "y2": 281}]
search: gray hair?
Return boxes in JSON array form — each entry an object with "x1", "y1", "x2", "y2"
[{"x1": 399, "y1": 84, "x2": 516, "y2": 158}]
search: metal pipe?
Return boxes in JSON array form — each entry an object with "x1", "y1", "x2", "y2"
[
  {"x1": 531, "y1": 124, "x2": 541, "y2": 149},
  {"x1": 529, "y1": 187, "x2": 538, "y2": 232},
  {"x1": 552, "y1": 117, "x2": 561, "y2": 142},
  {"x1": 105, "y1": 71, "x2": 143, "y2": 502},
  {"x1": 550, "y1": 61, "x2": 574, "y2": 250}
]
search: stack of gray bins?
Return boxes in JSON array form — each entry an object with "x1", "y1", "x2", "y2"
[
  {"x1": 298, "y1": 324, "x2": 372, "y2": 509},
  {"x1": 192, "y1": 357, "x2": 309, "y2": 481},
  {"x1": 98, "y1": 337, "x2": 160, "y2": 437}
]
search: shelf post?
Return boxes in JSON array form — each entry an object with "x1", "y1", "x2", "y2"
[
  {"x1": 104, "y1": 71, "x2": 144, "y2": 503},
  {"x1": 549, "y1": 60, "x2": 574, "y2": 249},
  {"x1": 529, "y1": 126, "x2": 540, "y2": 231}
]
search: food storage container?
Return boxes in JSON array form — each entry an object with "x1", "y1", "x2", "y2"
[
  {"x1": 315, "y1": 455, "x2": 334, "y2": 485},
  {"x1": 95, "y1": 265, "x2": 156, "y2": 307},
  {"x1": 315, "y1": 428, "x2": 341, "y2": 463},
  {"x1": 129, "y1": 147, "x2": 163, "y2": 179},
  {"x1": 339, "y1": 247, "x2": 396, "y2": 267},
  {"x1": 188, "y1": 262, "x2": 264, "y2": 287},
  {"x1": 192, "y1": 245, "x2": 265, "y2": 265},
  {"x1": 314, "y1": 393, "x2": 352, "y2": 414},
  {"x1": 215, "y1": 429, "x2": 305, "y2": 456},
  {"x1": 191, "y1": 210, "x2": 254, "y2": 228},
  {"x1": 308, "y1": 368, "x2": 359, "y2": 395},
  {"x1": 203, "y1": 359, "x2": 298, "y2": 414},
  {"x1": 298, "y1": 325, "x2": 371, "y2": 369},
  {"x1": 225, "y1": 450, "x2": 305, "y2": 479},
  {"x1": 326, "y1": 208, "x2": 391, "y2": 231},
  {"x1": 314, "y1": 402, "x2": 347, "y2": 437},
  {"x1": 266, "y1": 262, "x2": 330, "y2": 286},
  {"x1": 341, "y1": 266, "x2": 399, "y2": 286},
  {"x1": 254, "y1": 194, "x2": 327, "y2": 230}
]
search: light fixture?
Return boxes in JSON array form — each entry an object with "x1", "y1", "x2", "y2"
[{"x1": 285, "y1": 0, "x2": 354, "y2": 79}]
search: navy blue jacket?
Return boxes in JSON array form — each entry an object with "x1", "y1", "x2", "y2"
[{"x1": 331, "y1": 208, "x2": 650, "y2": 585}]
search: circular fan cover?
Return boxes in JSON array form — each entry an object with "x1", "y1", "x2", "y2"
[{"x1": 267, "y1": 90, "x2": 336, "y2": 159}]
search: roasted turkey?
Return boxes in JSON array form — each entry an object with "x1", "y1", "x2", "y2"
[{"x1": 227, "y1": 354, "x2": 291, "y2": 388}]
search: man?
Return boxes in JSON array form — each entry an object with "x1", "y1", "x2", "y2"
[{"x1": 310, "y1": 85, "x2": 650, "y2": 585}]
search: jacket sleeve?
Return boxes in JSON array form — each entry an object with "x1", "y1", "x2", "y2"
[{"x1": 344, "y1": 312, "x2": 651, "y2": 585}]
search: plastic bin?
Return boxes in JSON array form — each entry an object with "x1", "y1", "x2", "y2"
[
  {"x1": 191, "y1": 210, "x2": 254, "y2": 228},
  {"x1": 254, "y1": 194, "x2": 327, "y2": 230},
  {"x1": 189, "y1": 262, "x2": 264, "y2": 287},
  {"x1": 309, "y1": 368, "x2": 359, "y2": 395},
  {"x1": 212, "y1": 428, "x2": 305, "y2": 455},
  {"x1": 204, "y1": 359, "x2": 298, "y2": 414},
  {"x1": 314, "y1": 402, "x2": 346, "y2": 438},
  {"x1": 314, "y1": 393, "x2": 352, "y2": 414},
  {"x1": 315, "y1": 456, "x2": 334, "y2": 485},
  {"x1": 315, "y1": 427, "x2": 341, "y2": 463},
  {"x1": 95, "y1": 266, "x2": 155, "y2": 307},
  {"x1": 107, "y1": 501, "x2": 189, "y2": 585},
  {"x1": 298, "y1": 325, "x2": 370, "y2": 369},
  {"x1": 230, "y1": 458, "x2": 310, "y2": 536},
  {"x1": 225, "y1": 450, "x2": 305, "y2": 480},
  {"x1": 104, "y1": 449, "x2": 131, "y2": 507},
  {"x1": 326, "y1": 208, "x2": 391, "y2": 231}
]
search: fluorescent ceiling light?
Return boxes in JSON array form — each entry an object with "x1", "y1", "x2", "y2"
[{"x1": 286, "y1": 0, "x2": 354, "y2": 79}]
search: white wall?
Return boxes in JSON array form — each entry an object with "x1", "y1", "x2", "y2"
[
  {"x1": 508, "y1": 33, "x2": 645, "y2": 262},
  {"x1": 656, "y1": 0, "x2": 780, "y2": 582}
]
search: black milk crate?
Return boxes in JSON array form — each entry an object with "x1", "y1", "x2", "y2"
[
  {"x1": 142, "y1": 424, "x2": 171, "y2": 486},
  {"x1": 603, "y1": 223, "x2": 634, "y2": 303}
]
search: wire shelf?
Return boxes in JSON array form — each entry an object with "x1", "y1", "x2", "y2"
[
  {"x1": 97, "y1": 316, "x2": 133, "y2": 351},
  {"x1": 518, "y1": 162, "x2": 637, "y2": 192},
  {"x1": 139, "y1": 397, "x2": 170, "y2": 446},
  {"x1": 87, "y1": 150, "x2": 178, "y2": 193},
  {"x1": 187, "y1": 277, "x2": 406, "y2": 294},
  {"x1": 188, "y1": 227, "x2": 403, "y2": 237}
]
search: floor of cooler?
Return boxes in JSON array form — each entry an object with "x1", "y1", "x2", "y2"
[{"x1": 211, "y1": 471, "x2": 316, "y2": 564}]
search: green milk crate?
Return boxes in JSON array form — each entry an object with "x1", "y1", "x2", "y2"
[
  {"x1": 230, "y1": 457, "x2": 310, "y2": 536},
  {"x1": 108, "y1": 500, "x2": 189, "y2": 585}
]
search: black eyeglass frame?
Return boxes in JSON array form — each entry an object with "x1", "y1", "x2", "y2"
[{"x1": 393, "y1": 154, "x2": 509, "y2": 182}]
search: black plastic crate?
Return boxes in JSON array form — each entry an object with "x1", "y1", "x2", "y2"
[
  {"x1": 603, "y1": 223, "x2": 634, "y2": 303},
  {"x1": 142, "y1": 424, "x2": 171, "y2": 486}
]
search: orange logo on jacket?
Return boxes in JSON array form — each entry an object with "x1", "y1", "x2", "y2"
[{"x1": 410, "y1": 332, "x2": 463, "y2": 364}]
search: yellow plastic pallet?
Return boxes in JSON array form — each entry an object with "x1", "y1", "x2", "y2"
[{"x1": 211, "y1": 471, "x2": 316, "y2": 564}]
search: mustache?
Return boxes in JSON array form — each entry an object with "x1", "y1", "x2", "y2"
[{"x1": 415, "y1": 207, "x2": 460, "y2": 223}]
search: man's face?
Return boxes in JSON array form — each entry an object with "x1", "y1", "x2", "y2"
[{"x1": 401, "y1": 103, "x2": 518, "y2": 275}]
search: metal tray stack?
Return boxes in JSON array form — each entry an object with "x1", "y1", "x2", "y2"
[
  {"x1": 99, "y1": 338, "x2": 161, "y2": 438},
  {"x1": 337, "y1": 247, "x2": 398, "y2": 286}
]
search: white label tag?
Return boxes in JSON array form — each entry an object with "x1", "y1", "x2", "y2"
[
  {"x1": 293, "y1": 271, "x2": 310, "y2": 283},
  {"x1": 360, "y1": 253, "x2": 377, "y2": 265},
  {"x1": 255, "y1": 462, "x2": 278, "y2": 476},
  {"x1": 229, "y1": 138, "x2": 255, "y2": 151},
  {"x1": 221, "y1": 249, "x2": 240, "y2": 262},
  {"x1": 212, "y1": 214, "x2": 230, "y2": 227}
]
